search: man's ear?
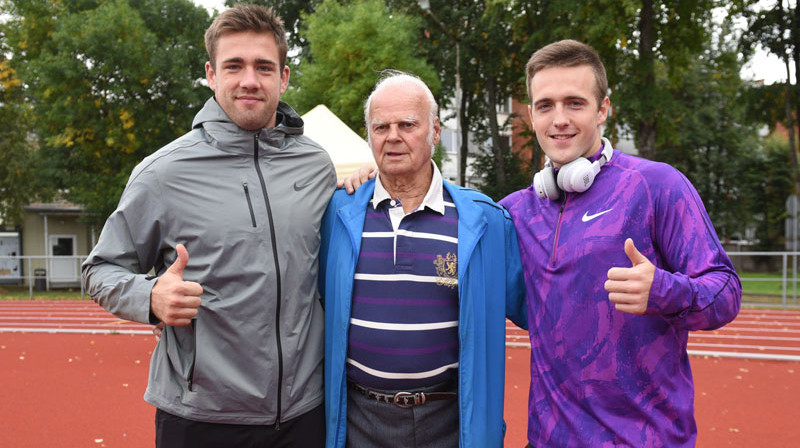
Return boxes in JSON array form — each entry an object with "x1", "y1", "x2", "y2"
[
  {"x1": 597, "y1": 96, "x2": 610, "y2": 125},
  {"x1": 205, "y1": 61, "x2": 216, "y2": 92},
  {"x1": 280, "y1": 65, "x2": 290, "y2": 94}
]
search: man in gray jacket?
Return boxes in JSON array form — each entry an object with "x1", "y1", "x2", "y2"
[{"x1": 81, "y1": 4, "x2": 335, "y2": 447}]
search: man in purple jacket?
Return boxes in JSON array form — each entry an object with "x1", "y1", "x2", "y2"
[{"x1": 500, "y1": 40, "x2": 742, "y2": 447}]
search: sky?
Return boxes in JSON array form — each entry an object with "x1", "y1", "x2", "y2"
[{"x1": 190, "y1": 0, "x2": 788, "y2": 85}]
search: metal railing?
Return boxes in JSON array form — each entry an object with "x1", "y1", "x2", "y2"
[
  {"x1": 1, "y1": 252, "x2": 800, "y2": 307},
  {"x1": 727, "y1": 251, "x2": 800, "y2": 308},
  {"x1": 0, "y1": 255, "x2": 88, "y2": 299}
]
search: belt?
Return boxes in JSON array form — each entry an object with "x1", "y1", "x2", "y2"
[{"x1": 348, "y1": 382, "x2": 458, "y2": 408}]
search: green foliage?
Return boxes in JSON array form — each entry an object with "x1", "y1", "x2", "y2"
[
  {"x1": 1, "y1": 0, "x2": 211, "y2": 226},
  {"x1": 742, "y1": 82, "x2": 788, "y2": 132},
  {"x1": 235, "y1": 0, "x2": 321, "y2": 55},
  {"x1": 472, "y1": 145, "x2": 531, "y2": 202},
  {"x1": 738, "y1": 0, "x2": 790, "y2": 61},
  {"x1": 653, "y1": 37, "x2": 760, "y2": 240},
  {"x1": 432, "y1": 143, "x2": 448, "y2": 171},
  {"x1": 0, "y1": 58, "x2": 50, "y2": 225},
  {"x1": 739, "y1": 136, "x2": 793, "y2": 250},
  {"x1": 284, "y1": 0, "x2": 439, "y2": 135}
]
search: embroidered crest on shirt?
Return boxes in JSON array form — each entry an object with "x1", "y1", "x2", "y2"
[{"x1": 434, "y1": 252, "x2": 458, "y2": 288}]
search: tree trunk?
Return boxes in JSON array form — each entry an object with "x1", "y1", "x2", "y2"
[
  {"x1": 792, "y1": 0, "x2": 800, "y2": 195},
  {"x1": 637, "y1": 0, "x2": 657, "y2": 160},
  {"x1": 486, "y1": 76, "x2": 506, "y2": 188},
  {"x1": 781, "y1": 0, "x2": 800, "y2": 195},
  {"x1": 785, "y1": 59, "x2": 800, "y2": 196},
  {"x1": 459, "y1": 92, "x2": 469, "y2": 187}
]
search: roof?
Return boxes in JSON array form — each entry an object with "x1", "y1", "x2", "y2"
[
  {"x1": 301, "y1": 104, "x2": 374, "y2": 181},
  {"x1": 24, "y1": 201, "x2": 84, "y2": 215}
]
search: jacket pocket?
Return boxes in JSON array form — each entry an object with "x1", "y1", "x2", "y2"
[
  {"x1": 164, "y1": 320, "x2": 197, "y2": 391},
  {"x1": 242, "y1": 182, "x2": 257, "y2": 228}
]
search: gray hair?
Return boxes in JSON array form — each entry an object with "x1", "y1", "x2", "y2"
[{"x1": 364, "y1": 70, "x2": 439, "y2": 146}]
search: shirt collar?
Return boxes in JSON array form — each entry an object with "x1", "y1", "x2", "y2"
[{"x1": 370, "y1": 161, "x2": 446, "y2": 215}]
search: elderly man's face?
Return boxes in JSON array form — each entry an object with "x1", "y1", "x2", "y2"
[{"x1": 368, "y1": 84, "x2": 440, "y2": 183}]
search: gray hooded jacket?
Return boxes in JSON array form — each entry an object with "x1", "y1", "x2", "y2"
[{"x1": 82, "y1": 97, "x2": 336, "y2": 425}]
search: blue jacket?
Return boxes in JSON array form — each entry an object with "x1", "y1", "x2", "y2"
[{"x1": 320, "y1": 179, "x2": 528, "y2": 447}]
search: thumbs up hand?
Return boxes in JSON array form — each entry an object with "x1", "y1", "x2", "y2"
[
  {"x1": 604, "y1": 238, "x2": 655, "y2": 315},
  {"x1": 150, "y1": 244, "x2": 203, "y2": 326}
]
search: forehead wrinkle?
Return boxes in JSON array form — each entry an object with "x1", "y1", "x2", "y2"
[{"x1": 370, "y1": 116, "x2": 420, "y2": 127}]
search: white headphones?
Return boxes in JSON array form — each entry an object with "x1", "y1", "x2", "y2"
[{"x1": 533, "y1": 137, "x2": 614, "y2": 200}]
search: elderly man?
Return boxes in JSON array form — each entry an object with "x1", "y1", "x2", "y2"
[{"x1": 319, "y1": 71, "x2": 527, "y2": 448}]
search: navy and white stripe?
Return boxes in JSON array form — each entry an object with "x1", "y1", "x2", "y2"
[{"x1": 346, "y1": 170, "x2": 459, "y2": 390}]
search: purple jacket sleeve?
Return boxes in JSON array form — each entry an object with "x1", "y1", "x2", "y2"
[{"x1": 645, "y1": 170, "x2": 741, "y2": 331}]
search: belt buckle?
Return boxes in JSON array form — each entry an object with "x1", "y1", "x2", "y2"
[{"x1": 393, "y1": 391, "x2": 425, "y2": 408}]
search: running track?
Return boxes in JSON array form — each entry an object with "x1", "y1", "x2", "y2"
[
  {"x1": 1, "y1": 301, "x2": 799, "y2": 447},
  {"x1": 505, "y1": 307, "x2": 800, "y2": 361},
  {"x1": 2, "y1": 301, "x2": 800, "y2": 362}
]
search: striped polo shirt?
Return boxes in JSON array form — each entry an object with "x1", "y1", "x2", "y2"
[{"x1": 346, "y1": 164, "x2": 459, "y2": 390}]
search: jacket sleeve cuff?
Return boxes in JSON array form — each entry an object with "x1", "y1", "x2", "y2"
[
  {"x1": 112, "y1": 274, "x2": 159, "y2": 324},
  {"x1": 646, "y1": 267, "x2": 693, "y2": 317}
]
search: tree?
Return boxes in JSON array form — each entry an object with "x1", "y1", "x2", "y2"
[
  {"x1": 0, "y1": 57, "x2": 47, "y2": 226},
  {"x1": 740, "y1": 0, "x2": 800, "y2": 195},
  {"x1": 229, "y1": 0, "x2": 320, "y2": 56},
  {"x1": 1, "y1": 0, "x2": 211, "y2": 226},
  {"x1": 413, "y1": 0, "x2": 535, "y2": 192},
  {"x1": 655, "y1": 35, "x2": 760, "y2": 239},
  {"x1": 741, "y1": 136, "x2": 794, "y2": 249},
  {"x1": 284, "y1": 0, "x2": 439, "y2": 135}
]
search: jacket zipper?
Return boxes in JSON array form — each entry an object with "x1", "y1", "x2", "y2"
[
  {"x1": 550, "y1": 197, "x2": 567, "y2": 265},
  {"x1": 188, "y1": 319, "x2": 197, "y2": 391},
  {"x1": 252, "y1": 133, "x2": 284, "y2": 430},
  {"x1": 242, "y1": 182, "x2": 257, "y2": 227}
]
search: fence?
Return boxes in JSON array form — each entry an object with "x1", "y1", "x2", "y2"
[
  {"x1": 0, "y1": 255, "x2": 87, "y2": 299},
  {"x1": 728, "y1": 251, "x2": 800, "y2": 309},
  {"x1": 2, "y1": 252, "x2": 800, "y2": 307}
]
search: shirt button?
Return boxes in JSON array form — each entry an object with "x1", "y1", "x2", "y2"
[{"x1": 390, "y1": 199, "x2": 397, "y2": 207}]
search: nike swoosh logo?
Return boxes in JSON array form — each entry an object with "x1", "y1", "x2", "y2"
[
  {"x1": 293, "y1": 179, "x2": 315, "y2": 191},
  {"x1": 582, "y1": 209, "x2": 613, "y2": 222}
]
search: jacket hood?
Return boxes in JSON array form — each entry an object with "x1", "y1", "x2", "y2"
[{"x1": 191, "y1": 96, "x2": 305, "y2": 154}]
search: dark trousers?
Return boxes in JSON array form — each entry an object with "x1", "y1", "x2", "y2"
[
  {"x1": 155, "y1": 404, "x2": 325, "y2": 448},
  {"x1": 345, "y1": 382, "x2": 459, "y2": 448}
]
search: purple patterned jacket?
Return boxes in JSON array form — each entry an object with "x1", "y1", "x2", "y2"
[{"x1": 500, "y1": 149, "x2": 741, "y2": 447}]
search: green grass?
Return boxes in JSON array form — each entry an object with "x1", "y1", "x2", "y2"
[
  {"x1": 2, "y1": 273, "x2": 797, "y2": 306},
  {"x1": 0, "y1": 284, "x2": 88, "y2": 301},
  {"x1": 739, "y1": 272, "x2": 799, "y2": 296}
]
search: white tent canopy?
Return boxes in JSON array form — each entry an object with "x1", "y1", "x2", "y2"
[{"x1": 301, "y1": 104, "x2": 374, "y2": 181}]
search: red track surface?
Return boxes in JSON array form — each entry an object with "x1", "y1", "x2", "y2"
[{"x1": 1, "y1": 301, "x2": 798, "y2": 447}]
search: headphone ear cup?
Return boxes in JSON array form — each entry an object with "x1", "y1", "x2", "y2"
[
  {"x1": 534, "y1": 166, "x2": 560, "y2": 200},
  {"x1": 557, "y1": 158, "x2": 595, "y2": 193}
]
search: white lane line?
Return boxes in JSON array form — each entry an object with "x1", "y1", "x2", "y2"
[
  {"x1": 690, "y1": 334, "x2": 800, "y2": 342},
  {"x1": 0, "y1": 322, "x2": 150, "y2": 329},
  {"x1": 688, "y1": 350, "x2": 800, "y2": 362},
  {"x1": 687, "y1": 342, "x2": 800, "y2": 352},
  {"x1": 504, "y1": 342, "x2": 800, "y2": 361},
  {"x1": 708, "y1": 327, "x2": 800, "y2": 334},
  {"x1": 0, "y1": 316, "x2": 131, "y2": 322},
  {"x1": 0, "y1": 327, "x2": 152, "y2": 335}
]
